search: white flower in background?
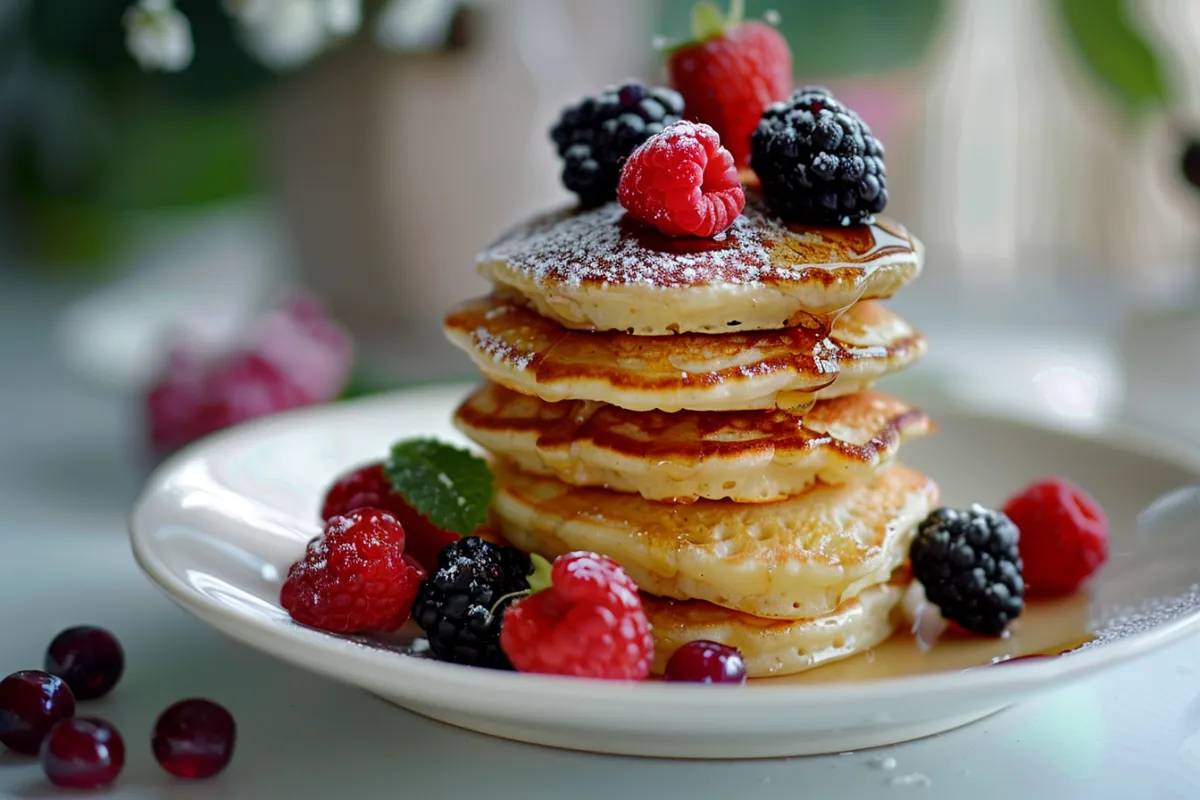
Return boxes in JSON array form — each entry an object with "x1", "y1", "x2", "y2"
[
  {"x1": 375, "y1": 0, "x2": 460, "y2": 52},
  {"x1": 324, "y1": 0, "x2": 362, "y2": 35},
  {"x1": 224, "y1": 0, "x2": 361, "y2": 70},
  {"x1": 123, "y1": 0, "x2": 194, "y2": 72}
]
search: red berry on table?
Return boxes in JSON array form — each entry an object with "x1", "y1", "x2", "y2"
[
  {"x1": 618, "y1": 120, "x2": 745, "y2": 238},
  {"x1": 500, "y1": 552, "x2": 653, "y2": 680},
  {"x1": 0, "y1": 670, "x2": 76, "y2": 755},
  {"x1": 45, "y1": 626, "x2": 125, "y2": 701},
  {"x1": 280, "y1": 507, "x2": 424, "y2": 633},
  {"x1": 1003, "y1": 478, "x2": 1108, "y2": 597},
  {"x1": 663, "y1": 640, "x2": 747, "y2": 684},
  {"x1": 40, "y1": 717, "x2": 125, "y2": 789},
  {"x1": 666, "y1": 1, "x2": 792, "y2": 167},
  {"x1": 152, "y1": 699, "x2": 236, "y2": 780},
  {"x1": 320, "y1": 462, "x2": 462, "y2": 573}
]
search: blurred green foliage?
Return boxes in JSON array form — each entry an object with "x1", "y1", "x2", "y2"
[
  {"x1": 1, "y1": 0, "x2": 270, "y2": 276},
  {"x1": 1054, "y1": 0, "x2": 1171, "y2": 116},
  {"x1": 0, "y1": 0, "x2": 1180, "y2": 279}
]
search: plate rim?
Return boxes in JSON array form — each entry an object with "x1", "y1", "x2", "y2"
[{"x1": 129, "y1": 383, "x2": 1200, "y2": 709}]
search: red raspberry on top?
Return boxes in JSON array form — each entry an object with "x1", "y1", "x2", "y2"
[
  {"x1": 618, "y1": 120, "x2": 744, "y2": 238},
  {"x1": 280, "y1": 507, "x2": 425, "y2": 633},
  {"x1": 500, "y1": 552, "x2": 653, "y2": 680},
  {"x1": 1002, "y1": 478, "x2": 1108, "y2": 597},
  {"x1": 666, "y1": 2, "x2": 792, "y2": 167},
  {"x1": 321, "y1": 463, "x2": 461, "y2": 573}
]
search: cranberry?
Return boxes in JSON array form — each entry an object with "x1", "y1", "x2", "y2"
[
  {"x1": 45, "y1": 626, "x2": 125, "y2": 701},
  {"x1": 152, "y1": 699, "x2": 236, "y2": 779},
  {"x1": 40, "y1": 717, "x2": 124, "y2": 789},
  {"x1": 662, "y1": 640, "x2": 747, "y2": 684},
  {"x1": 0, "y1": 670, "x2": 76, "y2": 755}
]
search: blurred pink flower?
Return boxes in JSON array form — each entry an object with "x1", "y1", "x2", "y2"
[{"x1": 146, "y1": 292, "x2": 353, "y2": 455}]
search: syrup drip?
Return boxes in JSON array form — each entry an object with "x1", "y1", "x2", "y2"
[
  {"x1": 456, "y1": 385, "x2": 929, "y2": 474},
  {"x1": 763, "y1": 593, "x2": 1096, "y2": 685}
]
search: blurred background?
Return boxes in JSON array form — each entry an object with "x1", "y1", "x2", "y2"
[{"x1": 3, "y1": 0, "x2": 1200, "y2": 525}]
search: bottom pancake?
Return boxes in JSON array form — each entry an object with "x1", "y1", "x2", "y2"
[
  {"x1": 645, "y1": 579, "x2": 906, "y2": 679},
  {"x1": 491, "y1": 460, "x2": 938, "y2": 619}
]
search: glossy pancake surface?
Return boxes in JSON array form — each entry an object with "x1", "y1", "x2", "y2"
[
  {"x1": 646, "y1": 579, "x2": 906, "y2": 678},
  {"x1": 456, "y1": 383, "x2": 933, "y2": 502},
  {"x1": 491, "y1": 460, "x2": 938, "y2": 619},
  {"x1": 477, "y1": 190, "x2": 923, "y2": 335},
  {"x1": 443, "y1": 294, "x2": 925, "y2": 413}
]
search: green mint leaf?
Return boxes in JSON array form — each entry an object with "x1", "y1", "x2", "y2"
[{"x1": 384, "y1": 438, "x2": 493, "y2": 536}]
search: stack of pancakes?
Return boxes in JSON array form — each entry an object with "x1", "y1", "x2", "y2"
[{"x1": 444, "y1": 189, "x2": 938, "y2": 678}]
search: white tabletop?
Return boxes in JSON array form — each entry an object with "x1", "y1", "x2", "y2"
[{"x1": 3, "y1": 272, "x2": 1200, "y2": 799}]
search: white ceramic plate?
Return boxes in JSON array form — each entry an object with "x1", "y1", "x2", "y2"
[{"x1": 130, "y1": 385, "x2": 1200, "y2": 759}]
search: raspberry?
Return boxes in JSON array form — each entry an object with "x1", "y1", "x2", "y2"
[
  {"x1": 1003, "y1": 478, "x2": 1108, "y2": 597},
  {"x1": 320, "y1": 463, "x2": 461, "y2": 573},
  {"x1": 667, "y1": 11, "x2": 792, "y2": 167},
  {"x1": 500, "y1": 552, "x2": 653, "y2": 680},
  {"x1": 280, "y1": 508, "x2": 424, "y2": 633},
  {"x1": 617, "y1": 120, "x2": 745, "y2": 238}
]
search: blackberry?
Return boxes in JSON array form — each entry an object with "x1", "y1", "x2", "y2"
[
  {"x1": 411, "y1": 537, "x2": 531, "y2": 669},
  {"x1": 750, "y1": 86, "x2": 888, "y2": 225},
  {"x1": 550, "y1": 81, "x2": 684, "y2": 207},
  {"x1": 910, "y1": 505, "x2": 1025, "y2": 636}
]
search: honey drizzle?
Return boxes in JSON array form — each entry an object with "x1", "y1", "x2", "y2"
[
  {"x1": 455, "y1": 385, "x2": 931, "y2": 470},
  {"x1": 765, "y1": 593, "x2": 1097, "y2": 685}
]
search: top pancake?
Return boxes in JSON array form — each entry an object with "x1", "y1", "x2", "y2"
[{"x1": 476, "y1": 189, "x2": 923, "y2": 335}]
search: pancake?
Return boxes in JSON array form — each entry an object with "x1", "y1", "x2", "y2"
[
  {"x1": 645, "y1": 578, "x2": 906, "y2": 678},
  {"x1": 455, "y1": 383, "x2": 933, "y2": 502},
  {"x1": 490, "y1": 460, "x2": 938, "y2": 619},
  {"x1": 476, "y1": 189, "x2": 923, "y2": 335},
  {"x1": 443, "y1": 294, "x2": 925, "y2": 413}
]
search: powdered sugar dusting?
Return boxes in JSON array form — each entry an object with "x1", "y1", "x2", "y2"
[
  {"x1": 473, "y1": 327, "x2": 534, "y2": 372},
  {"x1": 479, "y1": 202, "x2": 765, "y2": 288},
  {"x1": 1081, "y1": 584, "x2": 1200, "y2": 650},
  {"x1": 478, "y1": 192, "x2": 915, "y2": 290}
]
